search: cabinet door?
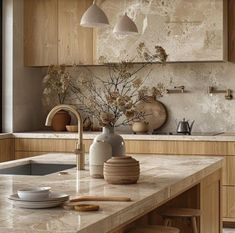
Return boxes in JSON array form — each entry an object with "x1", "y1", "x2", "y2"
[
  {"x1": 228, "y1": 0, "x2": 235, "y2": 62},
  {"x1": 24, "y1": 0, "x2": 58, "y2": 66},
  {"x1": 201, "y1": 170, "x2": 222, "y2": 233},
  {"x1": 0, "y1": 139, "x2": 14, "y2": 162},
  {"x1": 222, "y1": 156, "x2": 235, "y2": 185},
  {"x1": 223, "y1": 186, "x2": 235, "y2": 219},
  {"x1": 58, "y1": 0, "x2": 93, "y2": 65}
]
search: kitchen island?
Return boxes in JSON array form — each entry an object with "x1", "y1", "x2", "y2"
[{"x1": 0, "y1": 153, "x2": 223, "y2": 233}]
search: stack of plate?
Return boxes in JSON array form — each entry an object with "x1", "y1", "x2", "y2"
[
  {"x1": 104, "y1": 156, "x2": 140, "y2": 184},
  {"x1": 8, "y1": 188, "x2": 69, "y2": 209}
]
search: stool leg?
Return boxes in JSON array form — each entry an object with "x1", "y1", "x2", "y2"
[
  {"x1": 163, "y1": 218, "x2": 172, "y2": 227},
  {"x1": 191, "y1": 217, "x2": 198, "y2": 233}
]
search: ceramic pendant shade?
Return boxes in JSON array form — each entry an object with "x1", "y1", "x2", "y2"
[
  {"x1": 113, "y1": 13, "x2": 138, "y2": 35},
  {"x1": 80, "y1": 2, "x2": 109, "y2": 28}
]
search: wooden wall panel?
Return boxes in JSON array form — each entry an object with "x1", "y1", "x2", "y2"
[
  {"x1": 0, "y1": 139, "x2": 15, "y2": 162},
  {"x1": 58, "y1": 0, "x2": 93, "y2": 65},
  {"x1": 24, "y1": 0, "x2": 58, "y2": 66}
]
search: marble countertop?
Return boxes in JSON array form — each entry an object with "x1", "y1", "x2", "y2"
[
  {"x1": 9, "y1": 131, "x2": 235, "y2": 141},
  {"x1": 0, "y1": 153, "x2": 223, "y2": 233}
]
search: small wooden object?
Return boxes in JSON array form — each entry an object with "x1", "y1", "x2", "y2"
[
  {"x1": 74, "y1": 204, "x2": 99, "y2": 212},
  {"x1": 70, "y1": 195, "x2": 131, "y2": 202},
  {"x1": 162, "y1": 208, "x2": 201, "y2": 233}
]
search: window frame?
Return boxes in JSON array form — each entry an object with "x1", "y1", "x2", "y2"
[{"x1": 0, "y1": 0, "x2": 2, "y2": 132}]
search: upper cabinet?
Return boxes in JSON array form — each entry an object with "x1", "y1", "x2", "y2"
[
  {"x1": 24, "y1": 0, "x2": 227, "y2": 66},
  {"x1": 24, "y1": 0, "x2": 93, "y2": 66},
  {"x1": 228, "y1": 0, "x2": 235, "y2": 62},
  {"x1": 58, "y1": 0, "x2": 93, "y2": 65},
  {"x1": 24, "y1": 0, "x2": 58, "y2": 66}
]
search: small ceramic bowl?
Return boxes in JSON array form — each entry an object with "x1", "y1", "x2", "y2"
[
  {"x1": 66, "y1": 125, "x2": 78, "y2": 132},
  {"x1": 17, "y1": 187, "x2": 51, "y2": 201}
]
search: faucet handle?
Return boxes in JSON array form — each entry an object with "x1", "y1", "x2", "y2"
[{"x1": 74, "y1": 144, "x2": 85, "y2": 170}]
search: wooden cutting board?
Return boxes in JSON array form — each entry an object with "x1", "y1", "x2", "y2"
[{"x1": 136, "y1": 97, "x2": 167, "y2": 132}]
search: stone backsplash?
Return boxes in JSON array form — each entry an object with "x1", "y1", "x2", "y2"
[{"x1": 43, "y1": 62, "x2": 235, "y2": 133}]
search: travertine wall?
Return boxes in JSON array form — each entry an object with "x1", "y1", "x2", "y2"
[
  {"x1": 91, "y1": 62, "x2": 235, "y2": 132},
  {"x1": 96, "y1": 0, "x2": 225, "y2": 62},
  {"x1": 43, "y1": 62, "x2": 235, "y2": 133},
  {"x1": 4, "y1": 0, "x2": 235, "y2": 133}
]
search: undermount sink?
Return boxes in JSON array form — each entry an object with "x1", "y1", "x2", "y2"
[{"x1": 0, "y1": 163, "x2": 76, "y2": 176}]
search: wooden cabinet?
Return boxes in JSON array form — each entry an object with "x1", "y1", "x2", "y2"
[
  {"x1": 200, "y1": 170, "x2": 222, "y2": 233},
  {"x1": 24, "y1": 0, "x2": 58, "y2": 66},
  {"x1": 223, "y1": 186, "x2": 235, "y2": 220},
  {"x1": 125, "y1": 140, "x2": 227, "y2": 156},
  {"x1": 0, "y1": 139, "x2": 14, "y2": 162},
  {"x1": 228, "y1": 0, "x2": 235, "y2": 62},
  {"x1": 222, "y1": 156, "x2": 235, "y2": 185},
  {"x1": 14, "y1": 138, "x2": 92, "y2": 159},
  {"x1": 58, "y1": 0, "x2": 93, "y2": 65},
  {"x1": 24, "y1": 0, "x2": 93, "y2": 66}
]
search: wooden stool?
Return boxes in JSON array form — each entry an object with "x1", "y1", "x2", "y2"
[
  {"x1": 128, "y1": 225, "x2": 180, "y2": 233},
  {"x1": 161, "y1": 208, "x2": 201, "y2": 233}
]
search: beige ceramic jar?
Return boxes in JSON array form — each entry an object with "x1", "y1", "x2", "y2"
[{"x1": 132, "y1": 121, "x2": 149, "y2": 134}]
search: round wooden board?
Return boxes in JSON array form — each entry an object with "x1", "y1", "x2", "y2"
[{"x1": 136, "y1": 99, "x2": 167, "y2": 132}]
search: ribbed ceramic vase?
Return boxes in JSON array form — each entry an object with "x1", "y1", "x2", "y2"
[{"x1": 94, "y1": 126, "x2": 125, "y2": 156}]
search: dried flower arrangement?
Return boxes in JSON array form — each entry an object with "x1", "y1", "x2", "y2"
[
  {"x1": 42, "y1": 43, "x2": 167, "y2": 128},
  {"x1": 69, "y1": 43, "x2": 168, "y2": 128},
  {"x1": 43, "y1": 65, "x2": 73, "y2": 106}
]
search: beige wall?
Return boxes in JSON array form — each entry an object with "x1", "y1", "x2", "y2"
[
  {"x1": 2, "y1": 0, "x2": 45, "y2": 132},
  {"x1": 3, "y1": 0, "x2": 235, "y2": 133}
]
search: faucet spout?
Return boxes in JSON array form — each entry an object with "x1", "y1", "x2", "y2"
[{"x1": 45, "y1": 104, "x2": 85, "y2": 170}]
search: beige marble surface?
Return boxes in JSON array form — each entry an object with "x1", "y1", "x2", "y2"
[
  {"x1": 0, "y1": 153, "x2": 223, "y2": 233},
  {"x1": 0, "y1": 133, "x2": 13, "y2": 139},
  {"x1": 224, "y1": 229, "x2": 235, "y2": 233},
  {"x1": 10, "y1": 131, "x2": 235, "y2": 142},
  {"x1": 96, "y1": 0, "x2": 224, "y2": 62}
]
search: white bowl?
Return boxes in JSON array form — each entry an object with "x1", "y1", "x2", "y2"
[{"x1": 17, "y1": 187, "x2": 51, "y2": 201}]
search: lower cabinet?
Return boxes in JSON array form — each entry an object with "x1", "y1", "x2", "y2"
[
  {"x1": 0, "y1": 138, "x2": 14, "y2": 162},
  {"x1": 223, "y1": 156, "x2": 235, "y2": 185},
  {"x1": 223, "y1": 186, "x2": 235, "y2": 220}
]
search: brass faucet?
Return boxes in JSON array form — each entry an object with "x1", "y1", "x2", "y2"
[
  {"x1": 208, "y1": 86, "x2": 233, "y2": 100},
  {"x1": 45, "y1": 104, "x2": 85, "y2": 170},
  {"x1": 166, "y1": 85, "x2": 186, "y2": 94}
]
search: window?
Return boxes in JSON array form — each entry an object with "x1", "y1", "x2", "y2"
[{"x1": 0, "y1": 0, "x2": 2, "y2": 132}]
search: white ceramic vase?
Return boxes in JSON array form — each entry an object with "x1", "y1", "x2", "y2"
[
  {"x1": 94, "y1": 126, "x2": 126, "y2": 156},
  {"x1": 89, "y1": 140, "x2": 112, "y2": 178}
]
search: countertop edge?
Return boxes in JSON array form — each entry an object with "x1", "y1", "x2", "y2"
[{"x1": 10, "y1": 131, "x2": 235, "y2": 141}]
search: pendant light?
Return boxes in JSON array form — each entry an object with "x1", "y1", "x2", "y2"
[
  {"x1": 80, "y1": 0, "x2": 109, "y2": 28},
  {"x1": 113, "y1": 13, "x2": 138, "y2": 35}
]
